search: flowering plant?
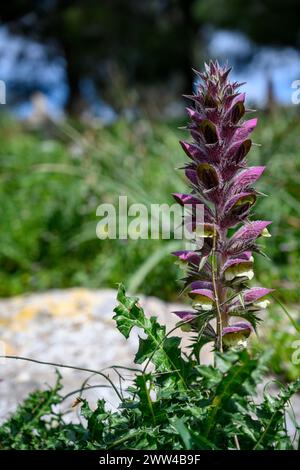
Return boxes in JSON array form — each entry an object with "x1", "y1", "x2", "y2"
[
  {"x1": 1, "y1": 62, "x2": 299, "y2": 452},
  {"x1": 173, "y1": 61, "x2": 273, "y2": 353}
]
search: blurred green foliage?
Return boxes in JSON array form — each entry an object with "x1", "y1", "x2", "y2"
[
  {"x1": 252, "y1": 302, "x2": 300, "y2": 382},
  {"x1": 0, "y1": 109, "x2": 300, "y2": 304}
]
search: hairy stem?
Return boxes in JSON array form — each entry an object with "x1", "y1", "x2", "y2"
[{"x1": 211, "y1": 229, "x2": 223, "y2": 353}]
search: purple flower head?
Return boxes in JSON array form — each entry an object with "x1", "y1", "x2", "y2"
[{"x1": 172, "y1": 61, "x2": 273, "y2": 353}]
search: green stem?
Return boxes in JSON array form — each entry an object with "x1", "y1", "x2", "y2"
[
  {"x1": 211, "y1": 230, "x2": 223, "y2": 354},
  {"x1": 1, "y1": 355, "x2": 123, "y2": 401}
]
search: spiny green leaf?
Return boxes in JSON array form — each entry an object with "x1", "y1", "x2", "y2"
[
  {"x1": 113, "y1": 284, "x2": 188, "y2": 386},
  {"x1": 113, "y1": 283, "x2": 148, "y2": 339}
]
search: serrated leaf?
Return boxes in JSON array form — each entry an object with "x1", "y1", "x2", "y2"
[{"x1": 113, "y1": 283, "x2": 149, "y2": 339}]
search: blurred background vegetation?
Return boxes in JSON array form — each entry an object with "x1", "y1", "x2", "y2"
[
  {"x1": 0, "y1": 0, "x2": 300, "y2": 380},
  {"x1": 1, "y1": 113, "x2": 300, "y2": 304}
]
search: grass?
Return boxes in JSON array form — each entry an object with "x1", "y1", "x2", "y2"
[{"x1": 0, "y1": 108, "x2": 300, "y2": 304}]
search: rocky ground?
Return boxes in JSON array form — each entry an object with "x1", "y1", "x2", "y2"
[{"x1": 0, "y1": 288, "x2": 299, "y2": 437}]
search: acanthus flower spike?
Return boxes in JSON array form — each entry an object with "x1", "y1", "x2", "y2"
[{"x1": 172, "y1": 61, "x2": 273, "y2": 354}]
